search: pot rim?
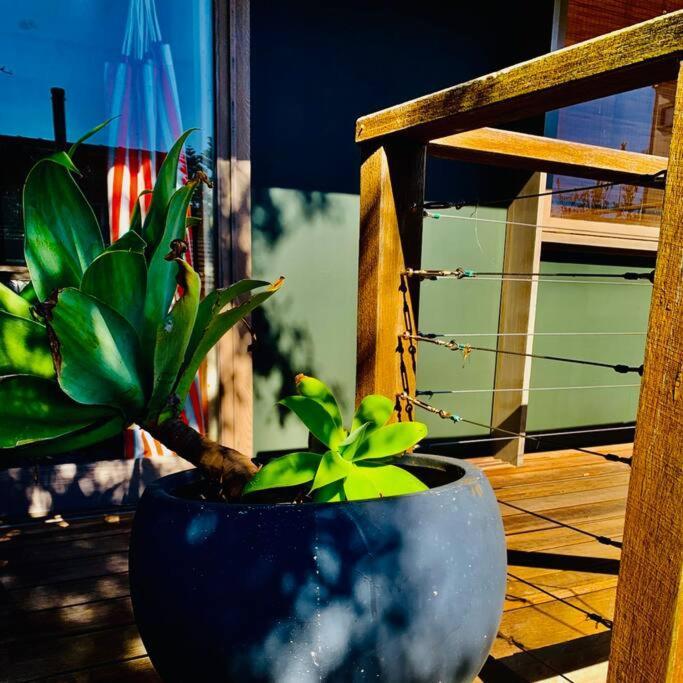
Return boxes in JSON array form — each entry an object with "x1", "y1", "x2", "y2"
[{"x1": 143, "y1": 453, "x2": 486, "y2": 511}]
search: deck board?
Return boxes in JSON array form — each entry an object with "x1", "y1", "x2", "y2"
[
  {"x1": 482, "y1": 445, "x2": 631, "y2": 682},
  {"x1": 0, "y1": 445, "x2": 630, "y2": 682}
]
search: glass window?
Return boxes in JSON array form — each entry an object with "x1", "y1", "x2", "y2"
[
  {"x1": 548, "y1": 0, "x2": 683, "y2": 227},
  {"x1": 0, "y1": 0, "x2": 215, "y2": 284},
  {"x1": 0, "y1": 0, "x2": 215, "y2": 459}
]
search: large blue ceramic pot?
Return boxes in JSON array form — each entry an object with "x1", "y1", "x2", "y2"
[{"x1": 129, "y1": 454, "x2": 506, "y2": 682}]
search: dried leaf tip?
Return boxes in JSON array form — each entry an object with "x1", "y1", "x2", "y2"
[
  {"x1": 164, "y1": 239, "x2": 188, "y2": 261},
  {"x1": 269, "y1": 276, "x2": 285, "y2": 292},
  {"x1": 192, "y1": 170, "x2": 213, "y2": 189}
]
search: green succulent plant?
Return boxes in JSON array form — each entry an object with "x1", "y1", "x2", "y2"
[
  {"x1": 244, "y1": 375, "x2": 428, "y2": 502},
  {"x1": 0, "y1": 122, "x2": 280, "y2": 496}
]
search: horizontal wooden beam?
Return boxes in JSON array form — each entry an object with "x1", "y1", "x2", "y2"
[
  {"x1": 428, "y1": 128, "x2": 668, "y2": 187},
  {"x1": 356, "y1": 11, "x2": 683, "y2": 143}
]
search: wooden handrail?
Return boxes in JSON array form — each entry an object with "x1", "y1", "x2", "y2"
[
  {"x1": 428, "y1": 128, "x2": 668, "y2": 187},
  {"x1": 355, "y1": 17, "x2": 683, "y2": 676},
  {"x1": 356, "y1": 10, "x2": 683, "y2": 143}
]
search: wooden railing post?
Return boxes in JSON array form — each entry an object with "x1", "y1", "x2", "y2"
[
  {"x1": 490, "y1": 173, "x2": 544, "y2": 465},
  {"x1": 214, "y1": 0, "x2": 253, "y2": 454},
  {"x1": 355, "y1": 142, "x2": 425, "y2": 416},
  {"x1": 608, "y1": 64, "x2": 683, "y2": 682}
]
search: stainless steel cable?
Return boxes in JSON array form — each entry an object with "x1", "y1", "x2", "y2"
[
  {"x1": 419, "y1": 424, "x2": 634, "y2": 447},
  {"x1": 405, "y1": 267, "x2": 654, "y2": 285},
  {"x1": 507, "y1": 572, "x2": 614, "y2": 629},
  {"x1": 402, "y1": 394, "x2": 633, "y2": 466},
  {"x1": 406, "y1": 332, "x2": 644, "y2": 375},
  {"x1": 417, "y1": 383, "x2": 640, "y2": 396},
  {"x1": 424, "y1": 331, "x2": 645, "y2": 337}
]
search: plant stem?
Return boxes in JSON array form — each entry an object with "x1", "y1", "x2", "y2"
[{"x1": 143, "y1": 418, "x2": 257, "y2": 499}]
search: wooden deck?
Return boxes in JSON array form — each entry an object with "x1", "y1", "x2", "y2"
[
  {"x1": 481, "y1": 444, "x2": 631, "y2": 683},
  {"x1": 0, "y1": 444, "x2": 631, "y2": 682}
]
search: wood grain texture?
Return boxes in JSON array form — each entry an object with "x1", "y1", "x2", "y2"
[
  {"x1": 215, "y1": 0, "x2": 254, "y2": 454},
  {"x1": 428, "y1": 128, "x2": 668, "y2": 186},
  {"x1": 43, "y1": 656, "x2": 159, "y2": 682},
  {"x1": 490, "y1": 174, "x2": 543, "y2": 465},
  {"x1": 2, "y1": 595, "x2": 134, "y2": 643},
  {"x1": 355, "y1": 142, "x2": 425, "y2": 415},
  {"x1": 479, "y1": 447, "x2": 628, "y2": 682},
  {"x1": 356, "y1": 11, "x2": 683, "y2": 142},
  {"x1": 500, "y1": 483, "x2": 629, "y2": 518},
  {"x1": 608, "y1": 66, "x2": 683, "y2": 683},
  {"x1": 3, "y1": 624, "x2": 147, "y2": 682}
]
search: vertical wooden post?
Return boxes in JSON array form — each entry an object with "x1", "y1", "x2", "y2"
[
  {"x1": 214, "y1": 0, "x2": 253, "y2": 454},
  {"x1": 608, "y1": 65, "x2": 683, "y2": 682},
  {"x1": 490, "y1": 173, "x2": 543, "y2": 464},
  {"x1": 355, "y1": 142, "x2": 426, "y2": 417}
]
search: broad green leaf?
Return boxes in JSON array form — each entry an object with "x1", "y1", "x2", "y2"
[
  {"x1": 295, "y1": 375, "x2": 343, "y2": 429},
  {"x1": 130, "y1": 190, "x2": 153, "y2": 235},
  {"x1": 313, "y1": 480, "x2": 346, "y2": 503},
  {"x1": 311, "y1": 449, "x2": 353, "y2": 492},
  {"x1": 343, "y1": 467, "x2": 381, "y2": 501},
  {"x1": 9, "y1": 414, "x2": 126, "y2": 457},
  {"x1": 186, "y1": 279, "x2": 269, "y2": 363},
  {"x1": 24, "y1": 155, "x2": 104, "y2": 300},
  {"x1": 142, "y1": 129, "x2": 195, "y2": 253},
  {"x1": 0, "y1": 375, "x2": 115, "y2": 448},
  {"x1": 356, "y1": 464, "x2": 427, "y2": 497},
  {"x1": 49, "y1": 288, "x2": 146, "y2": 417},
  {"x1": 0, "y1": 311, "x2": 54, "y2": 378},
  {"x1": 80, "y1": 250, "x2": 147, "y2": 331},
  {"x1": 0, "y1": 282, "x2": 31, "y2": 318},
  {"x1": 142, "y1": 181, "x2": 198, "y2": 356},
  {"x1": 67, "y1": 118, "x2": 116, "y2": 158},
  {"x1": 280, "y1": 396, "x2": 346, "y2": 451},
  {"x1": 146, "y1": 261, "x2": 200, "y2": 420},
  {"x1": 210, "y1": 279, "x2": 271, "y2": 309},
  {"x1": 351, "y1": 395, "x2": 394, "y2": 433},
  {"x1": 44, "y1": 151, "x2": 80, "y2": 174},
  {"x1": 243, "y1": 451, "x2": 322, "y2": 494},
  {"x1": 106, "y1": 230, "x2": 146, "y2": 254},
  {"x1": 353, "y1": 421, "x2": 428, "y2": 461},
  {"x1": 20, "y1": 282, "x2": 38, "y2": 304},
  {"x1": 339, "y1": 422, "x2": 371, "y2": 461},
  {"x1": 175, "y1": 280, "x2": 283, "y2": 402}
]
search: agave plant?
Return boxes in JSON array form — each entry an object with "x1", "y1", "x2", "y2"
[
  {"x1": 244, "y1": 375, "x2": 428, "y2": 501},
  {"x1": 0, "y1": 123, "x2": 281, "y2": 497}
]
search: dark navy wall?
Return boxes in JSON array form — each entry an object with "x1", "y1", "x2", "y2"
[
  {"x1": 251, "y1": 1, "x2": 555, "y2": 198},
  {"x1": 249, "y1": 2, "x2": 556, "y2": 451}
]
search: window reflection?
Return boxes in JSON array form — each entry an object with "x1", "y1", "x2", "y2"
[
  {"x1": 0, "y1": 0, "x2": 215, "y2": 458},
  {"x1": 549, "y1": 0, "x2": 682, "y2": 226},
  {"x1": 0, "y1": 0, "x2": 214, "y2": 284}
]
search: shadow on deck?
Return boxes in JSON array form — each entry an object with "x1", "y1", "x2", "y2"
[
  {"x1": 477, "y1": 444, "x2": 631, "y2": 683},
  {"x1": 0, "y1": 444, "x2": 631, "y2": 682}
]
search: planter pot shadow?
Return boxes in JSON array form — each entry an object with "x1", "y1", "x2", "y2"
[{"x1": 129, "y1": 454, "x2": 506, "y2": 682}]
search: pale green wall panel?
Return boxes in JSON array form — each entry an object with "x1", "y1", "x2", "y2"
[
  {"x1": 252, "y1": 189, "x2": 360, "y2": 452},
  {"x1": 252, "y1": 191, "x2": 651, "y2": 453},
  {"x1": 252, "y1": 199, "x2": 508, "y2": 451},
  {"x1": 526, "y1": 260, "x2": 650, "y2": 432},
  {"x1": 417, "y1": 209, "x2": 506, "y2": 437}
]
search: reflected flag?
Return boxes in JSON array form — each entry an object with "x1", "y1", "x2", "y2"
[{"x1": 106, "y1": 0, "x2": 205, "y2": 458}]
